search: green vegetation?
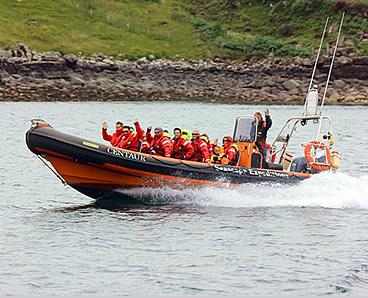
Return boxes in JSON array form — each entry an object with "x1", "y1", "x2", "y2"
[
  {"x1": 192, "y1": 18, "x2": 311, "y2": 58},
  {"x1": 182, "y1": 0, "x2": 368, "y2": 59},
  {"x1": 0, "y1": 0, "x2": 205, "y2": 59},
  {"x1": 0, "y1": 0, "x2": 367, "y2": 60}
]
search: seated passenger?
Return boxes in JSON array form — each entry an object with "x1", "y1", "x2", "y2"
[
  {"x1": 150, "y1": 127, "x2": 172, "y2": 158},
  {"x1": 200, "y1": 133, "x2": 213, "y2": 155},
  {"x1": 221, "y1": 136, "x2": 239, "y2": 165},
  {"x1": 210, "y1": 137, "x2": 218, "y2": 155},
  {"x1": 182, "y1": 129, "x2": 190, "y2": 139},
  {"x1": 172, "y1": 127, "x2": 181, "y2": 141},
  {"x1": 116, "y1": 125, "x2": 131, "y2": 148},
  {"x1": 163, "y1": 130, "x2": 171, "y2": 139},
  {"x1": 102, "y1": 121, "x2": 124, "y2": 147},
  {"x1": 141, "y1": 126, "x2": 153, "y2": 153},
  {"x1": 119, "y1": 119, "x2": 144, "y2": 151},
  {"x1": 172, "y1": 127, "x2": 194, "y2": 160},
  {"x1": 210, "y1": 145, "x2": 224, "y2": 164},
  {"x1": 190, "y1": 130, "x2": 210, "y2": 163}
]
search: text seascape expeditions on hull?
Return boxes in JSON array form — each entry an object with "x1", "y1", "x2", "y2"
[{"x1": 213, "y1": 165, "x2": 290, "y2": 178}]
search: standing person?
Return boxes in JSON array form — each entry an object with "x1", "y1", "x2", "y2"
[
  {"x1": 102, "y1": 121, "x2": 124, "y2": 147},
  {"x1": 171, "y1": 127, "x2": 194, "y2": 160},
  {"x1": 254, "y1": 108, "x2": 272, "y2": 160},
  {"x1": 190, "y1": 130, "x2": 210, "y2": 164},
  {"x1": 150, "y1": 127, "x2": 172, "y2": 158}
]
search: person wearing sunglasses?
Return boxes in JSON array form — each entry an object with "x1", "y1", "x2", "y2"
[
  {"x1": 118, "y1": 119, "x2": 144, "y2": 151},
  {"x1": 116, "y1": 125, "x2": 133, "y2": 148},
  {"x1": 221, "y1": 136, "x2": 239, "y2": 165},
  {"x1": 150, "y1": 127, "x2": 172, "y2": 158},
  {"x1": 102, "y1": 120, "x2": 124, "y2": 147},
  {"x1": 190, "y1": 130, "x2": 210, "y2": 164}
]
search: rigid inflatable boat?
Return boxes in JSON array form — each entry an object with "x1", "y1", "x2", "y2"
[
  {"x1": 25, "y1": 16, "x2": 343, "y2": 201},
  {"x1": 25, "y1": 102, "x2": 340, "y2": 201}
]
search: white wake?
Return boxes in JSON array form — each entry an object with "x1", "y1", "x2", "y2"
[{"x1": 116, "y1": 172, "x2": 368, "y2": 209}]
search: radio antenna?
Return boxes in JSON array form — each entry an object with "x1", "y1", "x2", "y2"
[
  {"x1": 302, "y1": 17, "x2": 329, "y2": 116},
  {"x1": 320, "y1": 12, "x2": 345, "y2": 114}
]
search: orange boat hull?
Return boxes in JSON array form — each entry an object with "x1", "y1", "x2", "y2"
[{"x1": 26, "y1": 125, "x2": 312, "y2": 201}]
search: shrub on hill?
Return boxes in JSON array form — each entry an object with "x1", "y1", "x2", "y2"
[{"x1": 193, "y1": 18, "x2": 311, "y2": 58}]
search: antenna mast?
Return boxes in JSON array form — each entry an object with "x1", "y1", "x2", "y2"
[
  {"x1": 309, "y1": 17, "x2": 329, "y2": 93},
  {"x1": 302, "y1": 17, "x2": 329, "y2": 116},
  {"x1": 320, "y1": 12, "x2": 345, "y2": 115}
]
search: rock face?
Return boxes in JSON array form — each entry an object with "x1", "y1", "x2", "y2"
[{"x1": 0, "y1": 43, "x2": 367, "y2": 105}]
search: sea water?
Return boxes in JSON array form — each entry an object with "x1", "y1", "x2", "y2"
[{"x1": 0, "y1": 102, "x2": 367, "y2": 295}]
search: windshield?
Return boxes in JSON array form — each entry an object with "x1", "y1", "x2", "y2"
[{"x1": 233, "y1": 117, "x2": 257, "y2": 142}]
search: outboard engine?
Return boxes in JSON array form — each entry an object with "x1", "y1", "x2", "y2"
[{"x1": 290, "y1": 157, "x2": 308, "y2": 173}]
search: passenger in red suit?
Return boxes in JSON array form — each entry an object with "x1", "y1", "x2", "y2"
[
  {"x1": 119, "y1": 119, "x2": 144, "y2": 151},
  {"x1": 200, "y1": 133, "x2": 215, "y2": 155},
  {"x1": 116, "y1": 126, "x2": 132, "y2": 148},
  {"x1": 221, "y1": 136, "x2": 238, "y2": 165},
  {"x1": 102, "y1": 121, "x2": 124, "y2": 147},
  {"x1": 145, "y1": 126, "x2": 153, "y2": 144},
  {"x1": 141, "y1": 125, "x2": 153, "y2": 153},
  {"x1": 150, "y1": 127, "x2": 172, "y2": 158},
  {"x1": 171, "y1": 127, "x2": 194, "y2": 160},
  {"x1": 190, "y1": 130, "x2": 210, "y2": 163}
]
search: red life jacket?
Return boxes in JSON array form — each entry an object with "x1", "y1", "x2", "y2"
[
  {"x1": 122, "y1": 122, "x2": 144, "y2": 151},
  {"x1": 190, "y1": 138, "x2": 210, "y2": 162},
  {"x1": 224, "y1": 143, "x2": 238, "y2": 165},
  {"x1": 124, "y1": 132, "x2": 140, "y2": 151},
  {"x1": 145, "y1": 130, "x2": 153, "y2": 144},
  {"x1": 172, "y1": 134, "x2": 194, "y2": 159},
  {"x1": 141, "y1": 136, "x2": 150, "y2": 153},
  {"x1": 116, "y1": 132, "x2": 132, "y2": 148},
  {"x1": 102, "y1": 128, "x2": 124, "y2": 147},
  {"x1": 151, "y1": 132, "x2": 172, "y2": 157}
]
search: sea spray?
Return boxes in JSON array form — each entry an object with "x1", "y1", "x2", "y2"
[{"x1": 115, "y1": 173, "x2": 368, "y2": 209}]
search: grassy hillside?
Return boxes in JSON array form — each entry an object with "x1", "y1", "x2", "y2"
[
  {"x1": 0, "y1": 0, "x2": 367, "y2": 60},
  {"x1": 0, "y1": 0, "x2": 206, "y2": 59}
]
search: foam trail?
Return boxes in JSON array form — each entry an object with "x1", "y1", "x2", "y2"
[
  {"x1": 194, "y1": 173, "x2": 368, "y2": 209},
  {"x1": 116, "y1": 173, "x2": 368, "y2": 209}
]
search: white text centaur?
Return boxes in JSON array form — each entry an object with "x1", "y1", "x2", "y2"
[{"x1": 107, "y1": 147, "x2": 146, "y2": 162}]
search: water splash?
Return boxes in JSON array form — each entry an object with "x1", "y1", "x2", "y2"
[
  {"x1": 194, "y1": 172, "x2": 368, "y2": 209},
  {"x1": 116, "y1": 173, "x2": 368, "y2": 209}
]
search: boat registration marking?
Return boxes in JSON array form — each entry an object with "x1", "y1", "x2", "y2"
[
  {"x1": 213, "y1": 165, "x2": 290, "y2": 178},
  {"x1": 83, "y1": 141, "x2": 100, "y2": 149},
  {"x1": 106, "y1": 147, "x2": 146, "y2": 162}
]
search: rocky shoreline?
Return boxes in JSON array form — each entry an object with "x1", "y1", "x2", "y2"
[{"x1": 1, "y1": 43, "x2": 368, "y2": 105}]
